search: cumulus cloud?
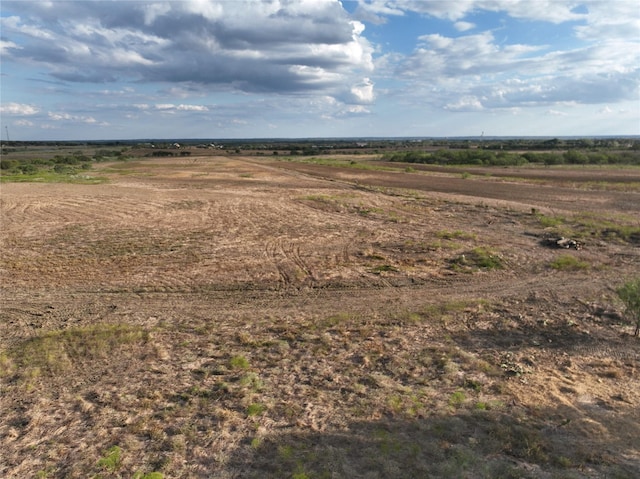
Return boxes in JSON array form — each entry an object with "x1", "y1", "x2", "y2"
[
  {"x1": 444, "y1": 96, "x2": 484, "y2": 112},
  {"x1": 454, "y1": 21, "x2": 475, "y2": 32},
  {"x1": 546, "y1": 109, "x2": 569, "y2": 116},
  {"x1": 48, "y1": 112, "x2": 97, "y2": 124},
  {"x1": 1, "y1": 0, "x2": 373, "y2": 104},
  {"x1": 356, "y1": 0, "x2": 588, "y2": 23},
  {"x1": 398, "y1": 25, "x2": 640, "y2": 111},
  {"x1": 1, "y1": 102, "x2": 40, "y2": 115}
]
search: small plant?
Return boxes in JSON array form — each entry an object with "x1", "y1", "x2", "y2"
[
  {"x1": 371, "y1": 264, "x2": 398, "y2": 273},
  {"x1": 450, "y1": 247, "x2": 503, "y2": 271},
  {"x1": 230, "y1": 355, "x2": 250, "y2": 370},
  {"x1": 436, "y1": 229, "x2": 477, "y2": 241},
  {"x1": 549, "y1": 254, "x2": 589, "y2": 271},
  {"x1": 133, "y1": 472, "x2": 164, "y2": 479},
  {"x1": 616, "y1": 277, "x2": 640, "y2": 336},
  {"x1": 247, "y1": 402, "x2": 266, "y2": 416},
  {"x1": 239, "y1": 372, "x2": 264, "y2": 391},
  {"x1": 97, "y1": 445, "x2": 122, "y2": 472},
  {"x1": 535, "y1": 212, "x2": 565, "y2": 228},
  {"x1": 250, "y1": 437, "x2": 263, "y2": 449},
  {"x1": 449, "y1": 390, "x2": 466, "y2": 408}
]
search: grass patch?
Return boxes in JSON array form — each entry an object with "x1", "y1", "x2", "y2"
[
  {"x1": 6, "y1": 324, "x2": 151, "y2": 378},
  {"x1": 97, "y1": 445, "x2": 123, "y2": 473},
  {"x1": 616, "y1": 277, "x2": 640, "y2": 336},
  {"x1": 247, "y1": 403, "x2": 267, "y2": 416},
  {"x1": 371, "y1": 264, "x2": 399, "y2": 273},
  {"x1": 436, "y1": 230, "x2": 477, "y2": 241},
  {"x1": 449, "y1": 247, "x2": 503, "y2": 271},
  {"x1": 0, "y1": 170, "x2": 108, "y2": 184},
  {"x1": 230, "y1": 355, "x2": 251, "y2": 370},
  {"x1": 534, "y1": 212, "x2": 640, "y2": 244},
  {"x1": 289, "y1": 156, "x2": 392, "y2": 171},
  {"x1": 448, "y1": 390, "x2": 466, "y2": 409},
  {"x1": 133, "y1": 473, "x2": 164, "y2": 479},
  {"x1": 549, "y1": 254, "x2": 589, "y2": 271}
]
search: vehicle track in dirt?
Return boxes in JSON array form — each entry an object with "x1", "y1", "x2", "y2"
[
  {"x1": 264, "y1": 160, "x2": 640, "y2": 214},
  {"x1": 2, "y1": 155, "x2": 639, "y2": 479}
]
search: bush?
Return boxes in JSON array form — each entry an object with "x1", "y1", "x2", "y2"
[
  {"x1": 616, "y1": 278, "x2": 640, "y2": 336},
  {"x1": 0, "y1": 159, "x2": 19, "y2": 170}
]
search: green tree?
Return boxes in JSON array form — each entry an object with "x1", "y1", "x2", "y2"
[{"x1": 616, "y1": 278, "x2": 640, "y2": 337}]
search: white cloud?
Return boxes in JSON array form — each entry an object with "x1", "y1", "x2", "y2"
[
  {"x1": 359, "y1": 0, "x2": 588, "y2": 23},
  {"x1": 398, "y1": 24, "x2": 640, "y2": 111},
  {"x1": 349, "y1": 78, "x2": 375, "y2": 103},
  {"x1": 177, "y1": 104, "x2": 209, "y2": 112},
  {"x1": 0, "y1": 0, "x2": 372, "y2": 105},
  {"x1": 454, "y1": 21, "x2": 475, "y2": 32},
  {"x1": 1, "y1": 0, "x2": 638, "y2": 139},
  {"x1": 575, "y1": 1, "x2": 640, "y2": 40},
  {"x1": 48, "y1": 111, "x2": 100, "y2": 123},
  {"x1": 0, "y1": 39, "x2": 21, "y2": 54},
  {"x1": 444, "y1": 96, "x2": 484, "y2": 111},
  {"x1": 1, "y1": 103, "x2": 40, "y2": 115}
]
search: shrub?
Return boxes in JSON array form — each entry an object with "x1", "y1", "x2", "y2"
[
  {"x1": 247, "y1": 403, "x2": 266, "y2": 416},
  {"x1": 0, "y1": 159, "x2": 19, "y2": 170},
  {"x1": 97, "y1": 445, "x2": 122, "y2": 472},
  {"x1": 230, "y1": 355, "x2": 250, "y2": 370},
  {"x1": 616, "y1": 278, "x2": 640, "y2": 336}
]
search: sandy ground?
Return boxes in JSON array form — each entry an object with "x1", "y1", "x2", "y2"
[{"x1": 1, "y1": 156, "x2": 639, "y2": 478}]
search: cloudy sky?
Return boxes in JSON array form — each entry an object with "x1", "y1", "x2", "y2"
[{"x1": 1, "y1": 0, "x2": 639, "y2": 140}]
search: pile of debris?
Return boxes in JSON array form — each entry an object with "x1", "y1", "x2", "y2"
[{"x1": 541, "y1": 236, "x2": 583, "y2": 250}]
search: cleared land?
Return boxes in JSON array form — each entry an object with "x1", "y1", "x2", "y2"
[{"x1": 1, "y1": 154, "x2": 639, "y2": 478}]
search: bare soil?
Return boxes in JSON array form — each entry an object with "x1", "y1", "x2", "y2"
[{"x1": 1, "y1": 156, "x2": 639, "y2": 478}]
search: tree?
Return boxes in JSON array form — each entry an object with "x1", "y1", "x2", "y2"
[{"x1": 616, "y1": 277, "x2": 640, "y2": 337}]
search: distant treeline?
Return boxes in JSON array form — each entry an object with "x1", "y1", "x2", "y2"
[
  {"x1": 147, "y1": 150, "x2": 192, "y2": 157},
  {"x1": 383, "y1": 148, "x2": 640, "y2": 166},
  {"x1": 0, "y1": 150, "x2": 124, "y2": 174}
]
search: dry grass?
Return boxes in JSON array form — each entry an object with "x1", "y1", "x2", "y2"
[{"x1": 1, "y1": 155, "x2": 639, "y2": 478}]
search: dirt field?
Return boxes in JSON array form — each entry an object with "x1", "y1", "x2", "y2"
[{"x1": 1, "y1": 155, "x2": 639, "y2": 478}]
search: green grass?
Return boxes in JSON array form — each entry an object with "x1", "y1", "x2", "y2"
[
  {"x1": 5, "y1": 324, "x2": 150, "y2": 379},
  {"x1": 288, "y1": 156, "x2": 392, "y2": 171},
  {"x1": 132, "y1": 473, "x2": 164, "y2": 479},
  {"x1": 616, "y1": 277, "x2": 640, "y2": 336},
  {"x1": 230, "y1": 355, "x2": 251, "y2": 370},
  {"x1": 436, "y1": 230, "x2": 477, "y2": 241},
  {"x1": 534, "y1": 212, "x2": 640, "y2": 244},
  {"x1": 449, "y1": 247, "x2": 503, "y2": 271},
  {"x1": 247, "y1": 403, "x2": 267, "y2": 416},
  {"x1": 371, "y1": 264, "x2": 399, "y2": 273},
  {"x1": 0, "y1": 170, "x2": 108, "y2": 184},
  {"x1": 449, "y1": 390, "x2": 466, "y2": 409},
  {"x1": 549, "y1": 254, "x2": 589, "y2": 271},
  {"x1": 97, "y1": 445, "x2": 122, "y2": 472}
]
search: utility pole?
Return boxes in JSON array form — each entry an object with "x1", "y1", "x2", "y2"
[{"x1": 5, "y1": 126, "x2": 9, "y2": 142}]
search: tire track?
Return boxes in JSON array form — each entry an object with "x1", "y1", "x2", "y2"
[{"x1": 264, "y1": 238, "x2": 316, "y2": 289}]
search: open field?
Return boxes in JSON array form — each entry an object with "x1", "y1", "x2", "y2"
[{"x1": 1, "y1": 154, "x2": 639, "y2": 478}]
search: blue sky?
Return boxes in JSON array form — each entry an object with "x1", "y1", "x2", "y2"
[{"x1": 1, "y1": 0, "x2": 639, "y2": 140}]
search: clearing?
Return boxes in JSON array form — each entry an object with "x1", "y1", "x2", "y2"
[{"x1": 1, "y1": 154, "x2": 639, "y2": 478}]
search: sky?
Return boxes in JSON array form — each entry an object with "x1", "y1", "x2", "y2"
[{"x1": 1, "y1": 0, "x2": 639, "y2": 140}]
